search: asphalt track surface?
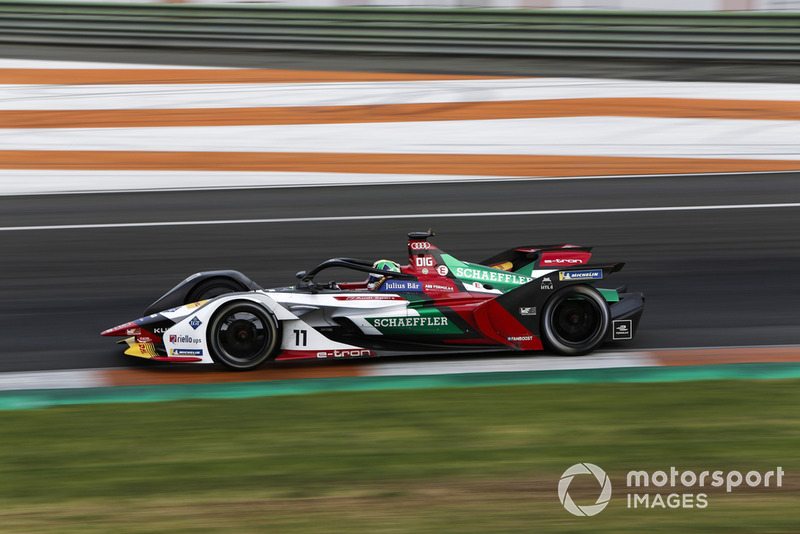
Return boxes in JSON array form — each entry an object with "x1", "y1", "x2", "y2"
[
  {"x1": 1, "y1": 172, "x2": 799, "y2": 372},
  {"x1": 1, "y1": 45, "x2": 799, "y2": 373}
]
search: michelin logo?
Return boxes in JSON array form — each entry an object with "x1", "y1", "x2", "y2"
[
  {"x1": 559, "y1": 270, "x2": 603, "y2": 281},
  {"x1": 170, "y1": 349, "x2": 203, "y2": 356}
]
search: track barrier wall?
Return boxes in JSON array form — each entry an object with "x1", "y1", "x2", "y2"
[{"x1": 2, "y1": 3, "x2": 800, "y2": 60}]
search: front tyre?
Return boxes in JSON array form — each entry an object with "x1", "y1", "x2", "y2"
[
  {"x1": 541, "y1": 285, "x2": 610, "y2": 356},
  {"x1": 207, "y1": 301, "x2": 280, "y2": 370},
  {"x1": 186, "y1": 277, "x2": 245, "y2": 304}
]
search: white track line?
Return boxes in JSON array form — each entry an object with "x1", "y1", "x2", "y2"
[
  {"x1": 0, "y1": 170, "x2": 502, "y2": 196},
  {"x1": 0, "y1": 369, "x2": 108, "y2": 391},
  {"x1": 1, "y1": 169, "x2": 795, "y2": 197},
  {"x1": 2, "y1": 203, "x2": 799, "y2": 232},
  {"x1": 366, "y1": 353, "x2": 658, "y2": 376}
]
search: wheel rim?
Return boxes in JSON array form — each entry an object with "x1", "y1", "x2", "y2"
[
  {"x1": 545, "y1": 288, "x2": 608, "y2": 354},
  {"x1": 214, "y1": 309, "x2": 272, "y2": 365}
]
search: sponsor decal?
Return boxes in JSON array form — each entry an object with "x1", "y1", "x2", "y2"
[
  {"x1": 170, "y1": 348, "x2": 203, "y2": 356},
  {"x1": 519, "y1": 306, "x2": 537, "y2": 316},
  {"x1": 455, "y1": 267, "x2": 532, "y2": 285},
  {"x1": 541, "y1": 277, "x2": 554, "y2": 290},
  {"x1": 507, "y1": 336, "x2": 534, "y2": 342},
  {"x1": 126, "y1": 328, "x2": 141, "y2": 336},
  {"x1": 164, "y1": 307, "x2": 181, "y2": 313},
  {"x1": 189, "y1": 317, "x2": 203, "y2": 330},
  {"x1": 559, "y1": 270, "x2": 603, "y2": 281},
  {"x1": 379, "y1": 280, "x2": 423, "y2": 292},
  {"x1": 543, "y1": 258, "x2": 585, "y2": 265},
  {"x1": 424, "y1": 283, "x2": 454, "y2": 292},
  {"x1": 366, "y1": 313, "x2": 462, "y2": 334},
  {"x1": 370, "y1": 316, "x2": 450, "y2": 328},
  {"x1": 334, "y1": 295, "x2": 405, "y2": 301},
  {"x1": 138, "y1": 344, "x2": 150, "y2": 355},
  {"x1": 415, "y1": 255, "x2": 435, "y2": 268},
  {"x1": 489, "y1": 261, "x2": 514, "y2": 271},
  {"x1": 463, "y1": 281, "x2": 502, "y2": 294},
  {"x1": 436, "y1": 265, "x2": 449, "y2": 276},
  {"x1": 153, "y1": 327, "x2": 169, "y2": 334},
  {"x1": 613, "y1": 320, "x2": 633, "y2": 340},
  {"x1": 137, "y1": 335, "x2": 159, "y2": 343},
  {"x1": 410, "y1": 241, "x2": 431, "y2": 250},
  {"x1": 169, "y1": 334, "x2": 202, "y2": 344},
  {"x1": 186, "y1": 300, "x2": 208, "y2": 310},
  {"x1": 541, "y1": 251, "x2": 591, "y2": 266},
  {"x1": 316, "y1": 349, "x2": 373, "y2": 358}
]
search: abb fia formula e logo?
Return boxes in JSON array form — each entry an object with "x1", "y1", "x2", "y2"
[{"x1": 558, "y1": 463, "x2": 612, "y2": 517}]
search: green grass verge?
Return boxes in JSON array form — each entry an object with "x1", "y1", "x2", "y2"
[{"x1": 0, "y1": 380, "x2": 798, "y2": 532}]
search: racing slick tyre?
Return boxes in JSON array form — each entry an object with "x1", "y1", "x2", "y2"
[
  {"x1": 186, "y1": 278, "x2": 246, "y2": 304},
  {"x1": 541, "y1": 285, "x2": 610, "y2": 356},
  {"x1": 207, "y1": 301, "x2": 280, "y2": 370}
]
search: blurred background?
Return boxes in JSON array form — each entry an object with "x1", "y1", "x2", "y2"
[{"x1": 0, "y1": 0, "x2": 799, "y2": 531}]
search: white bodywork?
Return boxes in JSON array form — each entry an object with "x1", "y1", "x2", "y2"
[{"x1": 160, "y1": 290, "x2": 412, "y2": 364}]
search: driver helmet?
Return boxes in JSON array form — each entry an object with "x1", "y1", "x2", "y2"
[{"x1": 368, "y1": 259, "x2": 401, "y2": 289}]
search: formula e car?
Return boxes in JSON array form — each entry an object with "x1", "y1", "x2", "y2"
[{"x1": 102, "y1": 231, "x2": 644, "y2": 370}]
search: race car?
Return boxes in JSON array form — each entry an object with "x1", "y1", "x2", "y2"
[{"x1": 102, "y1": 231, "x2": 644, "y2": 370}]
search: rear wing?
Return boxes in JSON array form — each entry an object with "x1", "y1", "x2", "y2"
[{"x1": 479, "y1": 245, "x2": 593, "y2": 275}]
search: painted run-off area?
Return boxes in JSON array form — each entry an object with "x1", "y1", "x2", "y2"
[
  {"x1": 2, "y1": 61, "x2": 800, "y2": 194},
  {"x1": 1, "y1": 347, "x2": 799, "y2": 394},
  {"x1": 99, "y1": 345, "x2": 800, "y2": 386}
]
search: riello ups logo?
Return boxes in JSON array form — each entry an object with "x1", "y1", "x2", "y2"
[{"x1": 558, "y1": 464, "x2": 785, "y2": 516}]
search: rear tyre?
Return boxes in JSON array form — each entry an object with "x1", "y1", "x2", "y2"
[
  {"x1": 207, "y1": 301, "x2": 280, "y2": 370},
  {"x1": 541, "y1": 285, "x2": 610, "y2": 356},
  {"x1": 186, "y1": 278, "x2": 245, "y2": 304}
]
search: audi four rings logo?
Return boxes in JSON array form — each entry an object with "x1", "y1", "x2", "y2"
[
  {"x1": 558, "y1": 463, "x2": 612, "y2": 516},
  {"x1": 410, "y1": 242, "x2": 431, "y2": 250}
]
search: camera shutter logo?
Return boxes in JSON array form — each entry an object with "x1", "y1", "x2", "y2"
[{"x1": 558, "y1": 463, "x2": 612, "y2": 516}]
